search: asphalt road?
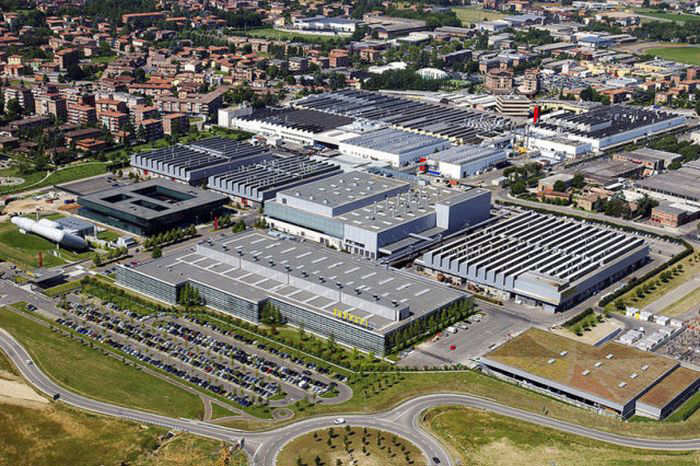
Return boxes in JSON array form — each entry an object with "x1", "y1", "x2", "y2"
[{"x1": 3, "y1": 330, "x2": 700, "y2": 466}]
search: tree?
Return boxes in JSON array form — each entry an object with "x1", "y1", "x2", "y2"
[
  {"x1": 66, "y1": 63, "x2": 86, "y2": 81},
  {"x1": 553, "y1": 180, "x2": 567, "y2": 192},
  {"x1": 6, "y1": 98, "x2": 21, "y2": 119},
  {"x1": 571, "y1": 173, "x2": 585, "y2": 189},
  {"x1": 151, "y1": 246, "x2": 162, "y2": 258}
]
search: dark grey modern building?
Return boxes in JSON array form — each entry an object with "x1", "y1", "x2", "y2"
[
  {"x1": 77, "y1": 179, "x2": 228, "y2": 235},
  {"x1": 417, "y1": 210, "x2": 649, "y2": 312},
  {"x1": 116, "y1": 231, "x2": 467, "y2": 354}
]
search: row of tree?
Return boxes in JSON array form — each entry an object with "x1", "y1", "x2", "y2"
[{"x1": 143, "y1": 225, "x2": 197, "y2": 250}]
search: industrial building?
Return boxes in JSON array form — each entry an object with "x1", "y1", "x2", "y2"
[
  {"x1": 577, "y1": 159, "x2": 645, "y2": 185},
  {"x1": 429, "y1": 145, "x2": 508, "y2": 179},
  {"x1": 416, "y1": 210, "x2": 649, "y2": 312},
  {"x1": 264, "y1": 171, "x2": 492, "y2": 260},
  {"x1": 130, "y1": 137, "x2": 271, "y2": 185},
  {"x1": 207, "y1": 156, "x2": 342, "y2": 207},
  {"x1": 219, "y1": 106, "x2": 354, "y2": 147},
  {"x1": 77, "y1": 179, "x2": 228, "y2": 236},
  {"x1": 116, "y1": 230, "x2": 467, "y2": 354},
  {"x1": 294, "y1": 89, "x2": 514, "y2": 145},
  {"x1": 529, "y1": 106, "x2": 685, "y2": 155},
  {"x1": 480, "y1": 328, "x2": 698, "y2": 419},
  {"x1": 636, "y1": 161, "x2": 700, "y2": 203},
  {"x1": 612, "y1": 148, "x2": 682, "y2": 175},
  {"x1": 337, "y1": 127, "x2": 451, "y2": 167}
]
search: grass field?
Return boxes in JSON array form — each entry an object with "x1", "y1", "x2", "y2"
[
  {"x1": 666, "y1": 392, "x2": 700, "y2": 423},
  {"x1": 0, "y1": 401, "x2": 236, "y2": 466},
  {"x1": 0, "y1": 162, "x2": 107, "y2": 197},
  {"x1": 0, "y1": 167, "x2": 47, "y2": 195},
  {"x1": 604, "y1": 251, "x2": 700, "y2": 314},
  {"x1": 0, "y1": 347, "x2": 17, "y2": 375},
  {"x1": 635, "y1": 8, "x2": 700, "y2": 24},
  {"x1": 424, "y1": 406, "x2": 700, "y2": 466},
  {"x1": 243, "y1": 27, "x2": 344, "y2": 42},
  {"x1": 43, "y1": 279, "x2": 83, "y2": 298},
  {"x1": 0, "y1": 307, "x2": 204, "y2": 419},
  {"x1": 97, "y1": 230, "x2": 120, "y2": 242},
  {"x1": 660, "y1": 285, "x2": 700, "y2": 316},
  {"x1": 41, "y1": 162, "x2": 108, "y2": 188},
  {"x1": 276, "y1": 427, "x2": 425, "y2": 466},
  {"x1": 452, "y1": 7, "x2": 506, "y2": 25},
  {"x1": 645, "y1": 46, "x2": 700, "y2": 66}
]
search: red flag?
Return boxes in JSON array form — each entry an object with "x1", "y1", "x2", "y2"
[{"x1": 533, "y1": 105, "x2": 539, "y2": 124}]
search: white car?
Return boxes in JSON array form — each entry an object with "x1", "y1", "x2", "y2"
[{"x1": 333, "y1": 418, "x2": 345, "y2": 425}]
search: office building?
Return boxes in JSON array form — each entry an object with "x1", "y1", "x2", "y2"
[
  {"x1": 265, "y1": 171, "x2": 492, "y2": 259},
  {"x1": 116, "y1": 230, "x2": 468, "y2": 354}
]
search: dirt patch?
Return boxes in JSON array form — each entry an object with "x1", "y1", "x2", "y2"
[{"x1": 0, "y1": 376, "x2": 48, "y2": 409}]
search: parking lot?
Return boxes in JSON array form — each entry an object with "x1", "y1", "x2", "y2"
[
  {"x1": 56, "y1": 295, "x2": 348, "y2": 410},
  {"x1": 398, "y1": 305, "x2": 531, "y2": 368}
]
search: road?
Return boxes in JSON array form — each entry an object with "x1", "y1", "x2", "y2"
[{"x1": 3, "y1": 330, "x2": 700, "y2": 466}]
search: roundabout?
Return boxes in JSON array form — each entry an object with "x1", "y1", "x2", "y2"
[{"x1": 276, "y1": 426, "x2": 426, "y2": 466}]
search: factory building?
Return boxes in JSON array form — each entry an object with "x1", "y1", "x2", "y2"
[
  {"x1": 529, "y1": 106, "x2": 685, "y2": 154},
  {"x1": 130, "y1": 137, "x2": 271, "y2": 185},
  {"x1": 294, "y1": 89, "x2": 513, "y2": 145},
  {"x1": 416, "y1": 210, "x2": 649, "y2": 312},
  {"x1": 220, "y1": 106, "x2": 354, "y2": 147},
  {"x1": 635, "y1": 161, "x2": 700, "y2": 204},
  {"x1": 77, "y1": 179, "x2": 228, "y2": 236},
  {"x1": 480, "y1": 328, "x2": 698, "y2": 419},
  {"x1": 429, "y1": 145, "x2": 508, "y2": 179},
  {"x1": 116, "y1": 231, "x2": 467, "y2": 354},
  {"x1": 337, "y1": 127, "x2": 451, "y2": 167},
  {"x1": 264, "y1": 171, "x2": 491, "y2": 259},
  {"x1": 207, "y1": 156, "x2": 342, "y2": 207}
]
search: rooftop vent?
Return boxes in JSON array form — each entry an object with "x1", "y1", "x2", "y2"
[
  {"x1": 595, "y1": 362, "x2": 602, "y2": 367},
  {"x1": 606, "y1": 353, "x2": 614, "y2": 360},
  {"x1": 618, "y1": 382, "x2": 627, "y2": 388},
  {"x1": 582, "y1": 369, "x2": 590, "y2": 376},
  {"x1": 547, "y1": 358, "x2": 556, "y2": 364},
  {"x1": 630, "y1": 373, "x2": 638, "y2": 379},
  {"x1": 641, "y1": 364, "x2": 649, "y2": 371},
  {"x1": 560, "y1": 351, "x2": 568, "y2": 357}
]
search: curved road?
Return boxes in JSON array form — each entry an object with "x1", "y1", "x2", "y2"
[{"x1": 2, "y1": 328, "x2": 700, "y2": 466}]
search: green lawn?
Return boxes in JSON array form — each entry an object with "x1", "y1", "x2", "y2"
[
  {"x1": 604, "y1": 251, "x2": 700, "y2": 314},
  {"x1": 41, "y1": 162, "x2": 108, "y2": 188},
  {"x1": 0, "y1": 402, "x2": 231, "y2": 466},
  {"x1": 97, "y1": 230, "x2": 121, "y2": 242},
  {"x1": 0, "y1": 307, "x2": 204, "y2": 419},
  {"x1": 635, "y1": 8, "x2": 700, "y2": 23},
  {"x1": 425, "y1": 406, "x2": 700, "y2": 466},
  {"x1": 243, "y1": 27, "x2": 344, "y2": 42},
  {"x1": 452, "y1": 6, "x2": 506, "y2": 25},
  {"x1": 0, "y1": 221, "x2": 93, "y2": 270},
  {"x1": 43, "y1": 279, "x2": 83, "y2": 298},
  {"x1": 0, "y1": 167, "x2": 47, "y2": 195},
  {"x1": 665, "y1": 392, "x2": 700, "y2": 423},
  {"x1": 0, "y1": 162, "x2": 108, "y2": 196},
  {"x1": 645, "y1": 46, "x2": 700, "y2": 66},
  {"x1": 276, "y1": 427, "x2": 425, "y2": 466},
  {"x1": 91, "y1": 55, "x2": 118, "y2": 65}
]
